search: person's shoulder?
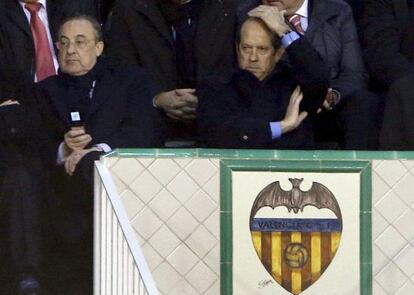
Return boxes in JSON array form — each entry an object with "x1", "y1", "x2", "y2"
[{"x1": 321, "y1": 0, "x2": 353, "y2": 12}]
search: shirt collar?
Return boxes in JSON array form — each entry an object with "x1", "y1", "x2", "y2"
[
  {"x1": 295, "y1": 0, "x2": 308, "y2": 18},
  {"x1": 19, "y1": 0, "x2": 48, "y2": 10}
]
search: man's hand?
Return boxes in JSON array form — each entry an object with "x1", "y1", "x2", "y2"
[
  {"x1": 280, "y1": 86, "x2": 308, "y2": 134},
  {"x1": 248, "y1": 5, "x2": 291, "y2": 37},
  {"x1": 63, "y1": 126, "x2": 92, "y2": 156},
  {"x1": 64, "y1": 147, "x2": 101, "y2": 176},
  {"x1": 317, "y1": 88, "x2": 340, "y2": 113},
  {"x1": 0, "y1": 99, "x2": 20, "y2": 107},
  {"x1": 154, "y1": 89, "x2": 198, "y2": 121}
]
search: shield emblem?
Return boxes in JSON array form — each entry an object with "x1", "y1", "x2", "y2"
[{"x1": 249, "y1": 178, "x2": 343, "y2": 294}]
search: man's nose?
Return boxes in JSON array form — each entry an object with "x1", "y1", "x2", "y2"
[
  {"x1": 249, "y1": 49, "x2": 258, "y2": 62},
  {"x1": 66, "y1": 42, "x2": 77, "y2": 53}
]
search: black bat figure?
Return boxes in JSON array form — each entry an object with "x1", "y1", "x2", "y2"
[{"x1": 250, "y1": 178, "x2": 342, "y2": 223}]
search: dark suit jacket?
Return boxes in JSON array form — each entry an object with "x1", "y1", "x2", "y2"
[
  {"x1": 106, "y1": 0, "x2": 237, "y2": 91},
  {"x1": 37, "y1": 60, "x2": 164, "y2": 163},
  {"x1": 197, "y1": 37, "x2": 329, "y2": 148},
  {"x1": 0, "y1": 0, "x2": 99, "y2": 88},
  {"x1": 363, "y1": 0, "x2": 414, "y2": 89},
  {"x1": 238, "y1": 0, "x2": 366, "y2": 100}
]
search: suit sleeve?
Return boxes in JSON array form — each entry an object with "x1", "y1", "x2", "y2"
[
  {"x1": 103, "y1": 69, "x2": 164, "y2": 148},
  {"x1": 285, "y1": 36, "x2": 330, "y2": 114},
  {"x1": 105, "y1": 0, "x2": 142, "y2": 66},
  {"x1": 329, "y1": 4, "x2": 366, "y2": 99},
  {"x1": 363, "y1": 0, "x2": 414, "y2": 87}
]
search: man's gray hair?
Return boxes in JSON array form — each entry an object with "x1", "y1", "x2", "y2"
[{"x1": 58, "y1": 14, "x2": 103, "y2": 41}]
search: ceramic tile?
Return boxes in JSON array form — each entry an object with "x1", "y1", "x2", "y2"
[
  {"x1": 120, "y1": 189, "x2": 144, "y2": 220},
  {"x1": 131, "y1": 208, "x2": 163, "y2": 240},
  {"x1": 204, "y1": 245, "x2": 220, "y2": 275},
  {"x1": 167, "y1": 171, "x2": 200, "y2": 204},
  {"x1": 102, "y1": 157, "x2": 119, "y2": 168},
  {"x1": 168, "y1": 279, "x2": 198, "y2": 295},
  {"x1": 394, "y1": 173, "x2": 414, "y2": 206},
  {"x1": 184, "y1": 190, "x2": 217, "y2": 222},
  {"x1": 375, "y1": 160, "x2": 408, "y2": 187},
  {"x1": 204, "y1": 209, "x2": 220, "y2": 239},
  {"x1": 134, "y1": 231, "x2": 145, "y2": 247},
  {"x1": 186, "y1": 261, "x2": 217, "y2": 294},
  {"x1": 111, "y1": 158, "x2": 144, "y2": 185},
  {"x1": 209, "y1": 159, "x2": 220, "y2": 168},
  {"x1": 372, "y1": 280, "x2": 388, "y2": 295},
  {"x1": 202, "y1": 173, "x2": 220, "y2": 203},
  {"x1": 204, "y1": 280, "x2": 219, "y2": 295},
  {"x1": 394, "y1": 209, "x2": 414, "y2": 242},
  {"x1": 376, "y1": 263, "x2": 408, "y2": 295},
  {"x1": 149, "y1": 224, "x2": 181, "y2": 257},
  {"x1": 149, "y1": 189, "x2": 181, "y2": 222},
  {"x1": 396, "y1": 281, "x2": 414, "y2": 295},
  {"x1": 394, "y1": 245, "x2": 414, "y2": 278},
  {"x1": 402, "y1": 160, "x2": 414, "y2": 170},
  {"x1": 373, "y1": 160, "x2": 384, "y2": 169},
  {"x1": 185, "y1": 225, "x2": 217, "y2": 258},
  {"x1": 141, "y1": 243, "x2": 163, "y2": 272},
  {"x1": 375, "y1": 226, "x2": 407, "y2": 259},
  {"x1": 374, "y1": 245, "x2": 390, "y2": 276},
  {"x1": 167, "y1": 207, "x2": 199, "y2": 240},
  {"x1": 185, "y1": 159, "x2": 218, "y2": 186},
  {"x1": 167, "y1": 244, "x2": 199, "y2": 276},
  {"x1": 148, "y1": 159, "x2": 181, "y2": 185},
  {"x1": 130, "y1": 170, "x2": 163, "y2": 204},
  {"x1": 138, "y1": 158, "x2": 155, "y2": 168},
  {"x1": 174, "y1": 158, "x2": 193, "y2": 168},
  {"x1": 373, "y1": 209, "x2": 389, "y2": 240},
  {"x1": 375, "y1": 191, "x2": 407, "y2": 223},
  {"x1": 152, "y1": 262, "x2": 182, "y2": 295},
  {"x1": 111, "y1": 172, "x2": 127, "y2": 194},
  {"x1": 372, "y1": 171, "x2": 391, "y2": 204}
]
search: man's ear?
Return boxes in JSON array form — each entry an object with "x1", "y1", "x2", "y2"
[{"x1": 96, "y1": 41, "x2": 104, "y2": 57}]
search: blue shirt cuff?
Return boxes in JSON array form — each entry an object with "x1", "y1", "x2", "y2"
[
  {"x1": 281, "y1": 31, "x2": 300, "y2": 48},
  {"x1": 270, "y1": 122, "x2": 282, "y2": 139}
]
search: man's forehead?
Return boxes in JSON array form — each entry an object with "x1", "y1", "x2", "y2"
[{"x1": 60, "y1": 20, "x2": 95, "y2": 37}]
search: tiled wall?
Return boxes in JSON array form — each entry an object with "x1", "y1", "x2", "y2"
[{"x1": 103, "y1": 154, "x2": 414, "y2": 295}]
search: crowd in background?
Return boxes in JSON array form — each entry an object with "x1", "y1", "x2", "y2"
[{"x1": 0, "y1": 0, "x2": 412, "y2": 294}]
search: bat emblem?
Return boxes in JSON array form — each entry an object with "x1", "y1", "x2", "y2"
[{"x1": 249, "y1": 178, "x2": 343, "y2": 294}]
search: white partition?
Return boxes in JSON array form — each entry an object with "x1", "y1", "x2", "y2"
[
  {"x1": 97, "y1": 149, "x2": 414, "y2": 295},
  {"x1": 94, "y1": 162, "x2": 159, "y2": 295}
]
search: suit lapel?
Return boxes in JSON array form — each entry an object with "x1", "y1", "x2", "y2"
[
  {"x1": 85, "y1": 72, "x2": 115, "y2": 121},
  {"x1": 134, "y1": 0, "x2": 174, "y2": 45},
  {"x1": 195, "y1": 0, "x2": 229, "y2": 71},
  {"x1": 305, "y1": 0, "x2": 337, "y2": 40},
  {"x1": 4, "y1": 0, "x2": 32, "y2": 38}
]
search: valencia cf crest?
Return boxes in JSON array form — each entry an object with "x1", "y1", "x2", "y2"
[{"x1": 249, "y1": 178, "x2": 343, "y2": 295}]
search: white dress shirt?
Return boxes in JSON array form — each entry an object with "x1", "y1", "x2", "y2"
[{"x1": 19, "y1": 0, "x2": 59, "y2": 81}]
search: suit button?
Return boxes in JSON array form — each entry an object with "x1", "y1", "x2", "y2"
[
  {"x1": 242, "y1": 135, "x2": 248, "y2": 141},
  {"x1": 10, "y1": 128, "x2": 16, "y2": 134}
]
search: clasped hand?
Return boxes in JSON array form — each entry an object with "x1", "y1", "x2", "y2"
[
  {"x1": 63, "y1": 126, "x2": 97, "y2": 175},
  {"x1": 154, "y1": 88, "x2": 198, "y2": 121}
]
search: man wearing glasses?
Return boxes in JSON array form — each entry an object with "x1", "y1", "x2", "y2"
[
  {"x1": 0, "y1": 1, "x2": 98, "y2": 294},
  {"x1": 36, "y1": 15, "x2": 163, "y2": 294}
]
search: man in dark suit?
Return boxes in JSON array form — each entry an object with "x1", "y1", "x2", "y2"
[
  {"x1": 238, "y1": 0, "x2": 379, "y2": 150},
  {"x1": 36, "y1": 15, "x2": 162, "y2": 294},
  {"x1": 0, "y1": 1, "x2": 98, "y2": 294},
  {"x1": 197, "y1": 12, "x2": 329, "y2": 148},
  {"x1": 363, "y1": 0, "x2": 414, "y2": 149},
  {"x1": 106, "y1": 0, "x2": 237, "y2": 146}
]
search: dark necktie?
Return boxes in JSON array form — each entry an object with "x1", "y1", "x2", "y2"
[
  {"x1": 289, "y1": 14, "x2": 305, "y2": 35},
  {"x1": 25, "y1": 2, "x2": 56, "y2": 81}
]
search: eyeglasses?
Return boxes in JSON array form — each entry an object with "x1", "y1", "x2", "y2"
[{"x1": 56, "y1": 37, "x2": 95, "y2": 51}]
